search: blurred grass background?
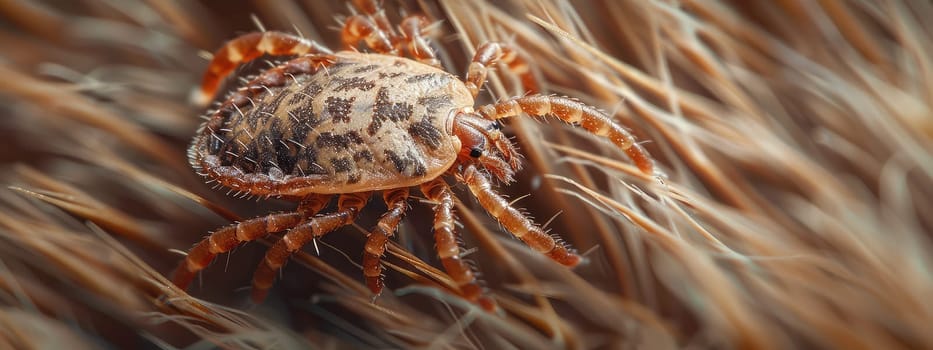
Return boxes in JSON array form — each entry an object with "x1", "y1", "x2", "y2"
[{"x1": 0, "y1": 0, "x2": 931, "y2": 349}]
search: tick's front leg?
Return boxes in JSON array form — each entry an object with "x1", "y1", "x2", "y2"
[
  {"x1": 476, "y1": 95, "x2": 657, "y2": 176},
  {"x1": 460, "y1": 165, "x2": 583, "y2": 267},
  {"x1": 464, "y1": 42, "x2": 539, "y2": 99}
]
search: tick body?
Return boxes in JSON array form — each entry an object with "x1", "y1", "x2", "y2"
[
  {"x1": 175, "y1": 2, "x2": 657, "y2": 312},
  {"x1": 192, "y1": 52, "x2": 469, "y2": 196}
]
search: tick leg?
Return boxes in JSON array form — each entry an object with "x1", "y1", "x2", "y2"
[
  {"x1": 351, "y1": 0, "x2": 396, "y2": 40},
  {"x1": 460, "y1": 165, "x2": 583, "y2": 267},
  {"x1": 421, "y1": 178, "x2": 498, "y2": 312},
  {"x1": 341, "y1": 14, "x2": 395, "y2": 54},
  {"x1": 362, "y1": 188, "x2": 410, "y2": 296},
  {"x1": 464, "y1": 42, "x2": 539, "y2": 99},
  {"x1": 398, "y1": 15, "x2": 441, "y2": 67},
  {"x1": 251, "y1": 192, "x2": 371, "y2": 303},
  {"x1": 172, "y1": 212, "x2": 302, "y2": 291},
  {"x1": 171, "y1": 195, "x2": 330, "y2": 291},
  {"x1": 476, "y1": 95, "x2": 656, "y2": 175},
  {"x1": 196, "y1": 31, "x2": 332, "y2": 106}
]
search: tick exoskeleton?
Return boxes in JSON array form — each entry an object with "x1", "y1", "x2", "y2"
[{"x1": 172, "y1": 1, "x2": 656, "y2": 312}]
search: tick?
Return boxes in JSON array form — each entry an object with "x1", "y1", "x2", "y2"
[{"x1": 172, "y1": 3, "x2": 656, "y2": 312}]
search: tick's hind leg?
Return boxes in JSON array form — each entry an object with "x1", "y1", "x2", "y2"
[
  {"x1": 477, "y1": 95, "x2": 657, "y2": 175},
  {"x1": 465, "y1": 42, "x2": 539, "y2": 98},
  {"x1": 196, "y1": 31, "x2": 332, "y2": 105},
  {"x1": 421, "y1": 178, "x2": 498, "y2": 312},
  {"x1": 460, "y1": 165, "x2": 583, "y2": 267},
  {"x1": 171, "y1": 195, "x2": 330, "y2": 291},
  {"x1": 362, "y1": 188, "x2": 410, "y2": 295},
  {"x1": 251, "y1": 192, "x2": 371, "y2": 303}
]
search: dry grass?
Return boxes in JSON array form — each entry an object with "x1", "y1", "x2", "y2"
[{"x1": 0, "y1": 0, "x2": 930, "y2": 349}]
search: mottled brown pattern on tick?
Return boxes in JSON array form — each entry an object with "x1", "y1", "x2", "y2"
[
  {"x1": 316, "y1": 131, "x2": 365, "y2": 149},
  {"x1": 192, "y1": 52, "x2": 469, "y2": 195},
  {"x1": 408, "y1": 118, "x2": 443, "y2": 150},
  {"x1": 325, "y1": 96, "x2": 355, "y2": 123},
  {"x1": 368, "y1": 87, "x2": 414, "y2": 135},
  {"x1": 418, "y1": 94, "x2": 452, "y2": 114},
  {"x1": 384, "y1": 149, "x2": 427, "y2": 177},
  {"x1": 352, "y1": 64, "x2": 379, "y2": 73},
  {"x1": 287, "y1": 82, "x2": 322, "y2": 105},
  {"x1": 378, "y1": 71, "x2": 404, "y2": 79},
  {"x1": 405, "y1": 73, "x2": 437, "y2": 84},
  {"x1": 332, "y1": 76, "x2": 376, "y2": 92}
]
